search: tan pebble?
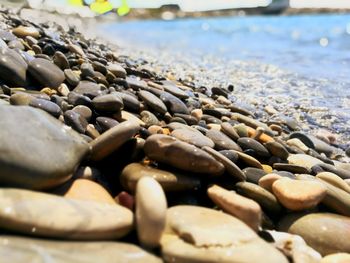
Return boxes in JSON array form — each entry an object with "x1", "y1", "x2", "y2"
[
  {"x1": 345, "y1": 179, "x2": 350, "y2": 187},
  {"x1": 272, "y1": 178, "x2": 327, "y2": 211},
  {"x1": 12, "y1": 26, "x2": 40, "y2": 38},
  {"x1": 208, "y1": 185, "x2": 262, "y2": 231},
  {"x1": 57, "y1": 83, "x2": 70, "y2": 96},
  {"x1": 136, "y1": 177, "x2": 167, "y2": 248},
  {"x1": 317, "y1": 172, "x2": 350, "y2": 194},
  {"x1": 207, "y1": 123, "x2": 221, "y2": 130},
  {"x1": 269, "y1": 124, "x2": 283, "y2": 133},
  {"x1": 191, "y1": 109, "x2": 203, "y2": 120},
  {"x1": 259, "y1": 173, "x2": 282, "y2": 192},
  {"x1": 121, "y1": 111, "x2": 145, "y2": 126},
  {"x1": 287, "y1": 138, "x2": 309, "y2": 152},
  {"x1": 64, "y1": 179, "x2": 115, "y2": 205},
  {"x1": 265, "y1": 105, "x2": 278, "y2": 115},
  {"x1": 40, "y1": 87, "x2": 57, "y2": 96},
  {"x1": 262, "y1": 164, "x2": 273, "y2": 173},
  {"x1": 321, "y1": 253, "x2": 350, "y2": 263},
  {"x1": 148, "y1": 125, "x2": 164, "y2": 134}
]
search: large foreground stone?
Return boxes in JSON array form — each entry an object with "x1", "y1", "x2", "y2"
[
  {"x1": 0, "y1": 106, "x2": 89, "y2": 189},
  {"x1": 161, "y1": 205, "x2": 288, "y2": 263},
  {"x1": 0, "y1": 188, "x2": 133, "y2": 240},
  {"x1": 0, "y1": 235, "x2": 161, "y2": 263},
  {"x1": 278, "y1": 213, "x2": 350, "y2": 256}
]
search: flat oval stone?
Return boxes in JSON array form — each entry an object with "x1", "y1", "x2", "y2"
[
  {"x1": 64, "y1": 179, "x2": 115, "y2": 205},
  {"x1": 12, "y1": 26, "x2": 40, "y2": 38},
  {"x1": 90, "y1": 121, "x2": 140, "y2": 161},
  {"x1": 221, "y1": 122, "x2": 240, "y2": 141},
  {"x1": 208, "y1": 185, "x2": 262, "y2": 231},
  {"x1": 160, "y1": 91, "x2": 189, "y2": 114},
  {"x1": 278, "y1": 213, "x2": 350, "y2": 256},
  {"x1": 289, "y1": 132, "x2": 335, "y2": 156},
  {"x1": 233, "y1": 150, "x2": 263, "y2": 169},
  {"x1": 288, "y1": 154, "x2": 323, "y2": 169},
  {"x1": 171, "y1": 128, "x2": 214, "y2": 148},
  {"x1": 238, "y1": 137, "x2": 270, "y2": 158},
  {"x1": 136, "y1": 177, "x2": 167, "y2": 248},
  {"x1": 121, "y1": 163, "x2": 201, "y2": 192},
  {"x1": 53, "y1": 51, "x2": 70, "y2": 70},
  {"x1": 202, "y1": 146, "x2": 246, "y2": 181},
  {"x1": 144, "y1": 134, "x2": 225, "y2": 175},
  {"x1": 0, "y1": 106, "x2": 89, "y2": 189},
  {"x1": 206, "y1": 129, "x2": 242, "y2": 151},
  {"x1": 126, "y1": 77, "x2": 148, "y2": 90},
  {"x1": 236, "y1": 182, "x2": 282, "y2": 216},
  {"x1": 265, "y1": 141, "x2": 289, "y2": 160},
  {"x1": 259, "y1": 173, "x2": 283, "y2": 192},
  {"x1": 92, "y1": 93, "x2": 123, "y2": 112},
  {"x1": 64, "y1": 110, "x2": 88, "y2": 134},
  {"x1": 115, "y1": 91, "x2": 141, "y2": 112},
  {"x1": 273, "y1": 163, "x2": 312, "y2": 174},
  {"x1": 0, "y1": 235, "x2": 161, "y2": 263},
  {"x1": 242, "y1": 167, "x2": 267, "y2": 184},
  {"x1": 231, "y1": 112, "x2": 274, "y2": 136},
  {"x1": 0, "y1": 47, "x2": 28, "y2": 86},
  {"x1": 272, "y1": 178, "x2": 327, "y2": 211},
  {"x1": 161, "y1": 206, "x2": 287, "y2": 263},
  {"x1": 316, "y1": 172, "x2": 350, "y2": 193},
  {"x1": 107, "y1": 63, "x2": 126, "y2": 78},
  {"x1": 29, "y1": 98, "x2": 61, "y2": 118},
  {"x1": 73, "y1": 81, "x2": 107, "y2": 99},
  {"x1": 161, "y1": 80, "x2": 189, "y2": 99},
  {"x1": 28, "y1": 58, "x2": 65, "y2": 89},
  {"x1": 139, "y1": 90, "x2": 167, "y2": 114},
  {"x1": 96, "y1": 116, "x2": 119, "y2": 132},
  {"x1": 0, "y1": 188, "x2": 133, "y2": 240}
]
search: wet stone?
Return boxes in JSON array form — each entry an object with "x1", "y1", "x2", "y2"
[
  {"x1": 53, "y1": 51, "x2": 70, "y2": 70},
  {"x1": 140, "y1": 110, "x2": 159, "y2": 127},
  {"x1": 73, "y1": 81, "x2": 107, "y2": 99},
  {"x1": 171, "y1": 128, "x2": 214, "y2": 148},
  {"x1": 160, "y1": 91, "x2": 189, "y2": 114},
  {"x1": 0, "y1": 47, "x2": 28, "y2": 87},
  {"x1": 108, "y1": 63, "x2": 126, "y2": 78},
  {"x1": 28, "y1": 58, "x2": 65, "y2": 89},
  {"x1": 72, "y1": 105, "x2": 92, "y2": 121},
  {"x1": 0, "y1": 105, "x2": 89, "y2": 189},
  {"x1": 206, "y1": 129, "x2": 242, "y2": 151},
  {"x1": 92, "y1": 93, "x2": 123, "y2": 112},
  {"x1": 68, "y1": 92, "x2": 92, "y2": 107},
  {"x1": 64, "y1": 110, "x2": 89, "y2": 134},
  {"x1": 238, "y1": 137, "x2": 270, "y2": 158},
  {"x1": 139, "y1": 90, "x2": 167, "y2": 115},
  {"x1": 96, "y1": 116, "x2": 119, "y2": 132},
  {"x1": 144, "y1": 134, "x2": 225, "y2": 175},
  {"x1": 64, "y1": 69, "x2": 80, "y2": 86},
  {"x1": 221, "y1": 122, "x2": 240, "y2": 141},
  {"x1": 265, "y1": 141, "x2": 289, "y2": 160},
  {"x1": 115, "y1": 91, "x2": 141, "y2": 112},
  {"x1": 121, "y1": 163, "x2": 200, "y2": 192},
  {"x1": 29, "y1": 98, "x2": 61, "y2": 118}
]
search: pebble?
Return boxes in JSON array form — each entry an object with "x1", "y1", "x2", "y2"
[
  {"x1": 0, "y1": 188, "x2": 133, "y2": 240},
  {"x1": 107, "y1": 63, "x2": 126, "y2": 78},
  {"x1": 92, "y1": 93, "x2": 124, "y2": 112},
  {"x1": 259, "y1": 173, "x2": 283, "y2": 192},
  {"x1": 265, "y1": 141, "x2": 289, "y2": 160},
  {"x1": 12, "y1": 26, "x2": 40, "y2": 38},
  {"x1": 206, "y1": 129, "x2": 242, "y2": 151},
  {"x1": 144, "y1": 134, "x2": 225, "y2": 175},
  {"x1": 278, "y1": 213, "x2": 350, "y2": 256},
  {"x1": 160, "y1": 91, "x2": 189, "y2": 114},
  {"x1": 64, "y1": 179, "x2": 116, "y2": 204},
  {"x1": 208, "y1": 185, "x2": 262, "y2": 231},
  {"x1": 72, "y1": 105, "x2": 92, "y2": 121},
  {"x1": 171, "y1": 128, "x2": 214, "y2": 148},
  {"x1": 136, "y1": 177, "x2": 167, "y2": 248},
  {"x1": 73, "y1": 80, "x2": 107, "y2": 98},
  {"x1": 316, "y1": 172, "x2": 350, "y2": 193},
  {"x1": 243, "y1": 167, "x2": 267, "y2": 184},
  {"x1": 0, "y1": 235, "x2": 161, "y2": 263},
  {"x1": 28, "y1": 58, "x2": 65, "y2": 89},
  {"x1": 0, "y1": 106, "x2": 88, "y2": 189},
  {"x1": 161, "y1": 206, "x2": 287, "y2": 263},
  {"x1": 238, "y1": 137, "x2": 270, "y2": 158},
  {"x1": 139, "y1": 90, "x2": 167, "y2": 114},
  {"x1": 221, "y1": 122, "x2": 240, "y2": 141},
  {"x1": 89, "y1": 120, "x2": 139, "y2": 160},
  {"x1": 121, "y1": 162, "x2": 201, "y2": 192},
  {"x1": 9, "y1": 92, "x2": 34, "y2": 105},
  {"x1": 0, "y1": 47, "x2": 28, "y2": 86},
  {"x1": 64, "y1": 110, "x2": 88, "y2": 133},
  {"x1": 272, "y1": 178, "x2": 327, "y2": 211},
  {"x1": 288, "y1": 154, "x2": 323, "y2": 169},
  {"x1": 321, "y1": 253, "x2": 350, "y2": 263},
  {"x1": 29, "y1": 98, "x2": 61, "y2": 117}
]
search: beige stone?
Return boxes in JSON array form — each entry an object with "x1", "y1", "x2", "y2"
[
  {"x1": 321, "y1": 253, "x2": 350, "y2": 263},
  {"x1": 259, "y1": 173, "x2": 282, "y2": 192},
  {"x1": 287, "y1": 138, "x2": 309, "y2": 152},
  {"x1": 272, "y1": 178, "x2": 327, "y2": 211},
  {"x1": 161, "y1": 206, "x2": 288, "y2": 263},
  {"x1": 136, "y1": 177, "x2": 167, "y2": 248},
  {"x1": 316, "y1": 172, "x2": 350, "y2": 193},
  {"x1": 0, "y1": 235, "x2": 161, "y2": 263},
  {"x1": 0, "y1": 188, "x2": 133, "y2": 240},
  {"x1": 288, "y1": 154, "x2": 323, "y2": 169},
  {"x1": 64, "y1": 179, "x2": 115, "y2": 205},
  {"x1": 207, "y1": 185, "x2": 261, "y2": 231}
]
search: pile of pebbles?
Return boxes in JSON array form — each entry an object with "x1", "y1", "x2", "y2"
[{"x1": 0, "y1": 9, "x2": 349, "y2": 263}]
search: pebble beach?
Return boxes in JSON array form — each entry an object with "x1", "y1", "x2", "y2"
[{"x1": 0, "y1": 6, "x2": 350, "y2": 263}]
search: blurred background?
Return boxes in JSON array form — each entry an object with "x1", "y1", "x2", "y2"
[{"x1": 3, "y1": 0, "x2": 350, "y2": 138}]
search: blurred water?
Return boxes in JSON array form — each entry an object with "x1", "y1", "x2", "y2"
[{"x1": 101, "y1": 14, "x2": 350, "y2": 139}]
